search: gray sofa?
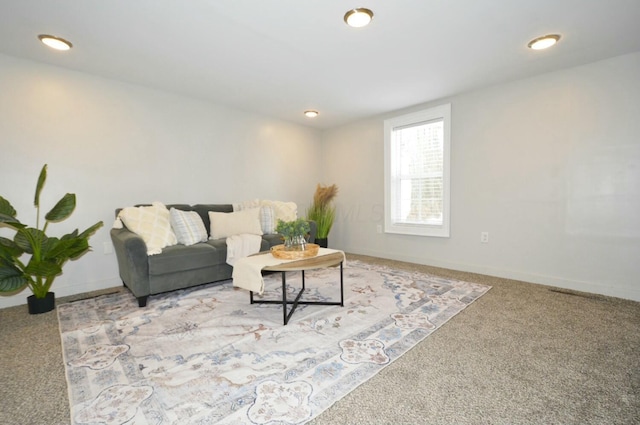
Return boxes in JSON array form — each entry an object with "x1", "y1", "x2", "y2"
[{"x1": 110, "y1": 203, "x2": 316, "y2": 307}]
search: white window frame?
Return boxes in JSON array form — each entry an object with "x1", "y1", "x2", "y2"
[{"x1": 384, "y1": 103, "x2": 451, "y2": 237}]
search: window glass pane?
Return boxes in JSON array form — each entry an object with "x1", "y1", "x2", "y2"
[{"x1": 391, "y1": 120, "x2": 444, "y2": 226}]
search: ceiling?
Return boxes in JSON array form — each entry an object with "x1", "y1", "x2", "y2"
[{"x1": 1, "y1": 0, "x2": 639, "y2": 129}]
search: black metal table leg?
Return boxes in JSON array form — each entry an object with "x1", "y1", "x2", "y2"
[
  {"x1": 248, "y1": 260, "x2": 345, "y2": 325},
  {"x1": 282, "y1": 271, "x2": 287, "y2": 325},
  {"x1": 340, "y1": 261, "x2": 344, "y2": 306}
]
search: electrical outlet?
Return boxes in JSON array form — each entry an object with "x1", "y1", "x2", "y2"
[
  {"x1": 480, "y1": 232, "x2": 489, "y2": 243},
  {"x1": 376, "y1": 224, "x2": 382, "y2": 234}
]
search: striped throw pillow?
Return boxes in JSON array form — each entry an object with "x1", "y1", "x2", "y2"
[
  {"x1": 260, "y1": 206, "x2": 276, "y2": 234},
  {"x1": 169, "y1": 208, "x2": 208, "y2": 246}
]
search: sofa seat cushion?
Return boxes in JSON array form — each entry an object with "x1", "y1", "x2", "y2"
[
  {"x1": 149, "y1": 243, "x2": 219, "y2": 275},
  {"x1": 205, "y1": 239, "x2": 230, "y2": 263},
  {"x1": 207, "y1": 235, "x2": 282, "y2": 257}
]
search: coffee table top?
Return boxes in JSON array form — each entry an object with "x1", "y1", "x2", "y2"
[{"x1": 258, "y1": 250, "x2": 345, "y2": 272}]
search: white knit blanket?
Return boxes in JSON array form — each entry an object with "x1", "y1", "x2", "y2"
[
  {"x1": 225, "y1": 234, "x2": 262, "y2": 266},
  {"x1": 232, "y1": 248, "x2": 345, "y2": 294}
]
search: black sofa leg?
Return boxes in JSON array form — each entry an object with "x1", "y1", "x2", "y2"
[{"x1": 137, "y1": 296, "x2": 148, "y2": 307}]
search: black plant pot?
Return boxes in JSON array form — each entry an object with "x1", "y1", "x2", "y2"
[
  {"x1": 27, "y1": 292, "x2": 55, "y2": 315},
  {"x1": 316, "y1": 238, "x2": 328, "y2": 248}
]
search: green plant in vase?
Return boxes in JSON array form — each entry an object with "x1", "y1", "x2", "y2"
[
  {"x1": 0, "y1": 164, "x2": 103, "y2": 314},
  {"x1": 275, "y1": 218, "x2": 310, "y2": 251},
  {"x1": 306, "y1": 183, "x2": 338, "y2": 248}
]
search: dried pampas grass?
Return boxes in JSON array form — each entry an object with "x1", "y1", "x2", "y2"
[{"x1": 313, "y1": 184, "x2": 339, "y2": 209}]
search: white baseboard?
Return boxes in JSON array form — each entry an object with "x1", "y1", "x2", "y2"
[
  {"x1": 348, "y1": 247, "x2": 640, "y2": 302},
  {"x1": 0, "y1": 276, "x2": 122, "y2": 310},
  {"x1": 4, "y1": 250, "x2": 637, "y2": 309}
]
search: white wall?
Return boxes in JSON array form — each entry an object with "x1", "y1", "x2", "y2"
[
  {"x1": 3, "y1": 52, "x2": 639, "y2": 308},
  {"x1": 323, "y1": 52, "x2": 640, "y2": 301},
  {"x1": 0, "y1": 54, "x2": 322, "y2": 309}
]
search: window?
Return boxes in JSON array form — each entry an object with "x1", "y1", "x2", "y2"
[{"x1": 384, "y1": 104, "x2": 451, "y2": 237}]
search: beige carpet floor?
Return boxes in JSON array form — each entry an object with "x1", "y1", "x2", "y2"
[{"x1": 1, "y1": 254, "x2": 638, "y2": 425}]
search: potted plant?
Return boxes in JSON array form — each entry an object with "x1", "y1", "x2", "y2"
[
  {"x1": 0, "y1": 164, "x2": 103, "y2": 314},
  {"x1": 275, "y1": 218, "x2": 310, "y2": 251},
  {"x1": 306, "y1": 183, "x2": 338, "y2": 248}
]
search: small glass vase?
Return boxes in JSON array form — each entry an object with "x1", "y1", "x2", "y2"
[{"x1": 284, "y1": 235, "x2": 307, "y2": 251}]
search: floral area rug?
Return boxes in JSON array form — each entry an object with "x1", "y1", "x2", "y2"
[{"x1": 58, "y1": 260, "x2": 490, "y2": 425}]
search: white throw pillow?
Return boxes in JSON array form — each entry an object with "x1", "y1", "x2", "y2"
[
  {"x1": 209, "y1": 208, "x2": 263, "y2": 240},
  {"x1": 169, "y1": 208, "x2": 208, "y2": 246},
  {"x1": 118, "y1": 202, "x2": 177, "y2": 255},
  {"x1": 260, "y1": 200, "x2": 297, "y2": 223}
]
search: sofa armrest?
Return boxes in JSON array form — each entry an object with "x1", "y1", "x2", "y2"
[
  {"x1": 307, "y1": 220, "x2": 317, "y2": 243},
  {"x1": 110, "y1": 227, "x2": 150, "y2": 300}
]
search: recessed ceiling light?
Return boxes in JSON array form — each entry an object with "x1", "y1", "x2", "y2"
[
  {"x1": 344, "y1": 8, "x2": 374, "y2": 28},
  {"x1": 304, "y1": 110, "x2": 319, "y2": 118},
  {"x1": 527, "y1": 34, "x2": 561, "y2": 50},
  {"x1": 38, "y1": 34, "x2": 73, "y2": 51}
]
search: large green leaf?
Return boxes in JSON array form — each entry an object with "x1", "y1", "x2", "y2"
[
  {"x1": 0, "y1": 196, "x2": 17, "y2": 218},
  {"x1": 0, "y1": 237, "x2": 24, "y2": 260},
  {"x1": 45, "y1": 193, "x2": 76, "y2": 222},
  {"x1": 0, "y1": 264, "x2": 28, "y2": 292},
  {"x1": 0, "y1": 213, "x2": 23, "y2": 227},
  {"x1": 24, "y1": 258, "x2": 62, "y2": 278},
  {"x1": 44, "y1": 236, "x2": 87, "y2": 261},
  {"x1": 61, "y1": 229, "x2": 79, "y2": 239},
  {"x1": 14, "y1": 228, "x2": 47, "y2": 254},
  {"x1": 66, "y1": 239, "x2": 90, "y2": 260},
  {"x1": 78, "y1": 221, "x2": 104, "y2": 239},
  {"x1": 40, "y1": 235, "x2": 61, "y2": 259},
  {"x1": 0, "y1": 197, "x2": 22, "y2": 227},
  {"x1": 34, "y1": 164, "x2": 47, "y2": 208}
]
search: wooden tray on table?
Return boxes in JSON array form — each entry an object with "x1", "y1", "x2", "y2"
[{"x1": 270, "y1": 243, "x2": 319, "y2": 260}]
